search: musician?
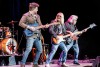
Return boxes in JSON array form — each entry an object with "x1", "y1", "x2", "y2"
[
  {"x1": 45, "y1": 12, "x2": 69, "y2": 67},
  {"x1": 58, "y1": 15, "x2": 80, "y2": 65},
  {"x1": 19, "y1": 2, "x2": 48, "y2": 67}
]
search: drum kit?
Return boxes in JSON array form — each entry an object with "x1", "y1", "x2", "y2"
[{"x1": 0, "y1": 21, "x2": 18, "y2": 55}]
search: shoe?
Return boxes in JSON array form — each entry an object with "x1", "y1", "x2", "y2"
[
  {"x1": 73, "y1": 62, "x2": 80, "y2": 65},
  {"x1": 33, "y1": 64, "x2": 39, "y2": 67},
  {"x1": 57, "y1": 61, "x2": 62, "y2": 65},
  {"x1": 45, "y1": 64, "x2": 50, "y2": 67},
  {"x1": 20, "y1": 64, "x2": 25, "y2": 67},
  {"x1": 61, "y1": 62, "x2": 68, "y2": 67}
]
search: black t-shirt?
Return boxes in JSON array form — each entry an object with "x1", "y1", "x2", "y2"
[{"x1": 65, "y1": 22, "x2": 77, "y2": 33}]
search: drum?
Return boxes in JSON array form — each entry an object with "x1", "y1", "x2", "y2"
[
  {"x1": 0, "y1": 27, "x2": 3, "y2": 32},
  {"x1": 0, "y1": 38, "x2": 18, "y2": 55},
  {"x1": 3, "y1": 27, "x2": 10, "y2": 32},
  {"x1": 0, "y1": 27, "x2": 3, "y2": 38},
  {"x1": 5, "y1": 31, "x2": 12, "y2": 38},
  {"x1": 0, "y1": 43, "x2": 2, "y2": 50},
  {"x1": 3, "y1": 27, "x2": 12, "y2": 38}
]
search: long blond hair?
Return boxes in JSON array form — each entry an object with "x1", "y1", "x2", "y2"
[{"x1": 55, "y1": 12, "x2": 64, "y2": 24}]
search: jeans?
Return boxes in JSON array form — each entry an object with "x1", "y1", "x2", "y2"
[
  {"x1": 59, "y1": 40, "x2": 79, "y2": 63},
  {"x1": 21, "y1": 37, "x2": 42, "y2": 64},
  {"x1": 46, "y1": 42, "x2": 68, "y2": 64}
]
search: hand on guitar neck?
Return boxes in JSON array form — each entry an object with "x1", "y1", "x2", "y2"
[
  {"x1": 69, "y1": 23, "x2": 97, "y2": 40},
  {"x1": 70, "y1": 29, "x2": 88, "y2": 40},
  {"x1": 69, "y1": 29, "x2": 90, "y2": 40},
  {"x1": 43, "y1": 22, "x2": 60, "y2": 28}
]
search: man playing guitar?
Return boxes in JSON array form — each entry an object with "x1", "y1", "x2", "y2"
[
  {"x1": 45, "y1": 12, "x2": 69, "y2": 67},
  {"x1": 58, "y1": 15, "x2": 82, "y2": 65},
  {"x1": 19, "y1": 2, "x2": 49, "y2": 67}
]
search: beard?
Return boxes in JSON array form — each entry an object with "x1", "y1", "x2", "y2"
[{"x1": 56, "y1": 19, "x2": 61, "y2": 22}]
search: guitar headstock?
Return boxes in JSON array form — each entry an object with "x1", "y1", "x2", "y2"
[{"x1": 89, "y1": 23, "x2": 97, "y2": 29}]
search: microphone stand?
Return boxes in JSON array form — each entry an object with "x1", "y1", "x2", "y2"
[{"x1": 10, "y1": 22, "x2": 15, "y2": 54}]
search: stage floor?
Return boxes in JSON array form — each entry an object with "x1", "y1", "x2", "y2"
[{"x1": 0, "y1": 60, "x2": 93, "y2": 67}]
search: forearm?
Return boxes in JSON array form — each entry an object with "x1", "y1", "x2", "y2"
[
  {"x1": 19, "y1": 22, "x2": 28, "y2": 29},
  {"x1": 19, "y1": 19, "x2": 36, "y2": 31}
]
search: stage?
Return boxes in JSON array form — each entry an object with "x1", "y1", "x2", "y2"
[{"x1": 0, "y1": 59, "x2": 93, "y2": 67}]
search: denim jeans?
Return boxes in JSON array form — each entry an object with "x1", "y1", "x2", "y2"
[
  {"x1": 21, "y1": 37, "x2": 42, "y2": 64},
  {"x1": 59, "y1": 40, "x2": 79, "y2": 63},
  {"x1": 46, "y1": 42, "x2": 68, "y2": 64}
]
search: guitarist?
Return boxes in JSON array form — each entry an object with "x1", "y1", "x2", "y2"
[
  {"x1": 45, "y1": 12, "x2": 69, "y2": 67},
  {"x1": 19, "y1": 2, "x2": 48, "y2": 67},
  {"x1": 58, "y1": 15, "x2": 87, "y2": 65}
]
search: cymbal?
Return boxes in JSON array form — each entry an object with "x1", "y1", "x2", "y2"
[
  {"x1": 8, "y1": 20, "x2": 18, "y2": 24},
  {"x1": 0, "y1": 24, "x2": 4, "y2": 27},
  {"x1": 0, "y1": 22, "x2": 4, "y2": 26},
  {"x1": 0, "y1": 38, "x2": 3, "y2": 39}
]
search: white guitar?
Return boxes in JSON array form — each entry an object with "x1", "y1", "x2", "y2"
[{"x1": 52, "y1": 23, "x2": 97, "y2": 44}]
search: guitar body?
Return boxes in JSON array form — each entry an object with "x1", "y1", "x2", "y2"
[
  {"x1": 52, "y1": 37, "x2": 58, "y2": 44},
  {"x1": 40, "y1": 47, "x2": 47, "y2": 62},
  {"x1": 41, "y1": 36, "x2": 47, "y2": 62},
  {"x1": 52, "y1": 34, "x2": 66, "y2": 44},
  {"x1": 24, "y1": 22, "x2": 39, "y2": 36}
]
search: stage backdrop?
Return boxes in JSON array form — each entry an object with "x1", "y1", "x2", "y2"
[{"x1": 0, "y1": 0, "x2": 100, "y2": 59}]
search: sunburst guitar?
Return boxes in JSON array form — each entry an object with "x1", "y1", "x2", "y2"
[{"x1": 52, "y1": 23, "x2": 97, "y2": 44}]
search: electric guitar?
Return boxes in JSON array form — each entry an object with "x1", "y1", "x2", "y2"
[
  {"x1": 72, "y1": 23, "x2": 97, "y2": 36},
  {"x1": 24, "y1": 22, "x2": 59, "y2": 36},
  {"x1": 52, "y1": 34, "x2": 71, "y2": 44},
  {"x1": 52, "y1": 23, "x2": 97, "y2": 44}
]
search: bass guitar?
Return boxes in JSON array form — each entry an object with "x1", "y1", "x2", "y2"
[
  {"x1": 24, "y1": 22, "x2": 59, "y2": 37},
  {"x1": 52, "y1": 23, "x2": 97, "y2": 44}
]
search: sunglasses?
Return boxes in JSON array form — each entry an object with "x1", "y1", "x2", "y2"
[{"x1": 57, "y1": 15, "x2": 62, "y2": 17}]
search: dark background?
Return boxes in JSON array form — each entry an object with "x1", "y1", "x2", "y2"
[{"x1": 0, "y1": 0, "x2": 100, "y2": 60}]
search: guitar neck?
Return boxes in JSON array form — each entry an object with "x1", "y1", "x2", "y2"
[
  {"x1": 35, "y1": 25, "x2": 45, "y2": 30},
  {"x1": 63, "y1": 34, "x2": 71, "y2": 38},
  {"x1": 73, "y1": 26, "x2": 91, "y2": 36},
  {"x1": 81, "y1": 27, "x2": 90, "y2": 33},
  {"x1": 34, "y1": 23, "x2": 59, "y2": 30},
  {"x1": 48, "y1": 22, "x2": 59, "y2": 26}
]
